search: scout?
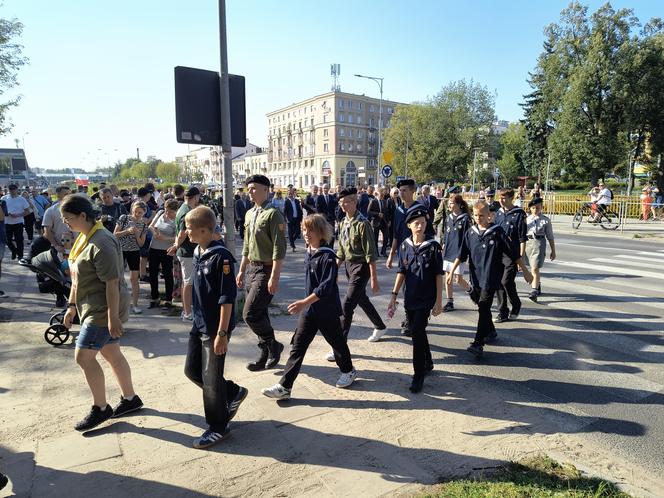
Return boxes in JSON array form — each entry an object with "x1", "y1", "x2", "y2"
[
  {"x1": 525, "y1": 197, "x2": 556, "y2": 302},
  {"x1": 334, "y1": 187, "x2": 387, "y2": 350},
  {"x1": 447, "y1": 201, "x2": 532, "y2": 357},
  {"x1": 495, "y1": 187, "x2": 528, "y2": 323},
  {"x1": 183, "y1": 206, "x2": 247, "y2": 449},
  {"x1": 441, "y1": 193, "x2": 472, "y2": 312},
  {"x1": 388, "y1": 207, "x2": 443, "y2": 393},
  {"x1": 236, "y1": 175, "x2": 287, "y2": 371},
  {"x1": 262, "y1": 214, "x2": 357, "y2": 400}
]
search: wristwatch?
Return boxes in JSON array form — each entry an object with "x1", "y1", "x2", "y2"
[
  {"x1": 217, "y1": 330, "x2": 227, "y2": 338},
  {"x1": 67, "y1": 303, "x2": 77, "y2": 308}
]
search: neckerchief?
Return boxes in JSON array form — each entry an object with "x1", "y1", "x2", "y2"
[{"x1": 69, "y1": 221, "x2": 104, "y2": 262}]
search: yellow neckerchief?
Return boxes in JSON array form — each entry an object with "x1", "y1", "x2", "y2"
[{"x1": 69, "y1": 221, "x2": 104, "y2": 262}]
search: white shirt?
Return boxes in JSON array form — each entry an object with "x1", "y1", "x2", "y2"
[
  {"x1": 1, "y1": 194, "x2": 30, "y2": 225},
  {"x1": 597, "y1": 188, "x2": 612, "y2": 205},
  {"x1": 42, "y1": 201, "x2": 76, "y2": 250}
]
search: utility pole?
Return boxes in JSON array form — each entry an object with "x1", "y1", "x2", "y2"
[{"x1": 218, "y1": 0, "x2": 236, "y2": 254}]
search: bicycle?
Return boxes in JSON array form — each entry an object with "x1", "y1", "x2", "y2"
[{"x1": 572, "y1": 201, "x2": 619, "y2": 230}]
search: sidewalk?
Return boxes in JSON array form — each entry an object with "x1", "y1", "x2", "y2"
[{"x1": 0, "y1": 243, "x2": 661, "y2": 497}]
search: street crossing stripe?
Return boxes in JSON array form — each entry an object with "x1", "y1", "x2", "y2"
[
  {"x1": 588, "y1": 257, "x2": 661, "y2": 271},
  {"x1": 615, "y1": 254, "x2": 664, "y2": 263},
  {"x1": 542, "y1": 267, "x2": 664, "y2": 297},
  {"x1": 551, "y1": 260, "x2": 664, "y2": 280}
]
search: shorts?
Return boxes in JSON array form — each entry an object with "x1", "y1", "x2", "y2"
[
  {"x1": 443, "y1": 259, "x2": 465, "y2": 275},
  {"x1": 76, "y1": 322, "x2": 119, "y2": 350},
  {"x1": 123, "y1": 250, "x2": 140, "y2": 272},
  {"x1": 178, "y1": 256, "x2": 194, "y2": 285}
]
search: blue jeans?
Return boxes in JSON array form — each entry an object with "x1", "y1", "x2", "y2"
[{"x1": 76, "y1": 322, "x2": 119, "y2": 350}]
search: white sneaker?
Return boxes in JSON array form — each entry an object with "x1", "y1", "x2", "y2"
[
  {"x1": 325, "y1": 350, "x2": 336, "y2": 362},
  {"x1": 367, "y1": 328, "x2": 387, "y2": 342},
  {"x1": 336, "y1": 369, "x2": 358, "y2": 388},
  {"x1": 181, "y1": 312, "x2": 193, "y2": 322},
  {"x1": 131, "y1": 306, "x2": 142, "y2": 314},
  {"x1": 261, "y1": 384, "x2": 291, "y2": 400}
]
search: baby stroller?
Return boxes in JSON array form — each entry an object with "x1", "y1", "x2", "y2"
[{"x1": 18, "y1": 247, "x2": 78, "y2": 345}]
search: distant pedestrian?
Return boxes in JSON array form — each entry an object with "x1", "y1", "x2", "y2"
[
  {"x1": 524, "y1": 197, "x2": 556, "y2": 302},
  {"x1": 284, "y1": 188, "x2": 303, "y2": 252},
  {"x1": 262, "y1": 214, "x2": 357, "y2": 400},
  {"x1": 147, "y1": 198, "x2": 179, "y2": 310},
  {"x1": 114, "y1": 201, "x2": 148, "y2": 314},
  {"x1": 183, "y1": 206, "x2": 247, "y2": 449},
  {"x1": 1, "y1": 184, "x2": 30, "y2": 260}
]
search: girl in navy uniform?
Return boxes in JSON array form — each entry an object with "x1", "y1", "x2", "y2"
[
  {"x1": 441, "y1": 194, "x2": 471, "y2": 312},
  {"x1": 388, "y1": 207, "x2": 444, "y2": 393},
  {"x1": 448, "y1": 201, "x2": 532, "y2": 357},
  {"x1": 262, "y1": 214, "x2": 357, "y2": 400}
]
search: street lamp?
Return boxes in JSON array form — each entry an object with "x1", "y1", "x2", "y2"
[{"x1": 355, "y1": 73, "x2": 383, "y2": 184}]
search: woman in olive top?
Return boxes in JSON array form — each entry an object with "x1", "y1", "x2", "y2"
[{"x1": 62, "y1": 195, "x2": 143, "y2": 431}]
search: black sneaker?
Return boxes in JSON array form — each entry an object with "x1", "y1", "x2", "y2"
[
  {"x1": 148, "y1": 300, "x2": 160, "y2": 309},
  {"x1": 494, "y1": 315, "x2": 509, "y2": 324},
  {"x1": 442, "y1": 302, "x2": 454, "y2": 312},
  {"x1": 266, "y1": 341, "x2": 284, "y2": 369},
  {"x1": 466, "y1": 343, "x2": 484, "y2": 357},
  {"x1": 0, "y1": 290, "x2": 8, "y2": 299},
  {"x1": 140, "y1": 276, "x2": 150, "y2": 283},
  {"x1": 409, "y1": 375, "x2": 424, "y2": 393},
  {"x1": 509, "y1": 311, "x2": 520, "y2": 320},
  {"x1": 111, "y1": 395, "x2": 144, "y2": 418},
  {"x1": 228, "y1": 387, "x2": 248, "y2": 422},
  {"x1": 485, "y1": 332, "x2": 498, "y2": 343},
  {"x1": 75, "y1": 404, "x2": 113, "y2": 431},
  {"x1": 528, "y1": 291, "x2": 538, "y2": 303},
  {"x1": 161, "y1": 301, "x2": 174, "y2": 311},
  {"x1": 0, "y1": 472, "x2": 8, "y2": 491},
  {"x1": 193, "y1": 427, "x2": 228, "y2": 449},
  {"x1": 400, "y1": 328, "x2": 412, "y2": 337}
]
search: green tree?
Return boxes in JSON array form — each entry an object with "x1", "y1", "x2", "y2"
[
  {"x1": 129, "y1": 161, "x2": 151, "y2": 180},
  {"x1": 0, "y1": 13, "x2": 27, "y2": 135},
  {"x1": 156, "y1": 161, "x2": 180, "y2": 182},
  {"x1": 496, "y1": 123, "x2": 528, "y2": 185},
  {"x1": 383, "y1": 79, "x2": 495, "y2": 183}
]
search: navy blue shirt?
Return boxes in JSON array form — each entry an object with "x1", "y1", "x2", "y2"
[
  {"x1": 192, "y1": 240, "x2": 237, "y2": 335},
  {"x1": 497, "y1": 206, "x2": 527, "y2": 257},
  {"x1": 443, "y1": 212, "x2": 471, "y2": 262},
  {"x1": 459, "y1": 224, "x2": 515, "y2": 291},
  {"x1": 398, "y1": 236, "x2": 444, "y2": 311},
  {"x1": 303, "y1": 246, "x2": 342, "y2": 317}
]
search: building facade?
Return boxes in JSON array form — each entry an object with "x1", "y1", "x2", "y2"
[
  {"x1": 176, "y1": 143, "x2": 263, "y2": 185},
  {"x1": 266, "y1": 91, "x2": 401, "y2": 189}
]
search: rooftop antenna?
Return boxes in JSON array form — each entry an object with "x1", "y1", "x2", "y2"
[{"x1": 330, "y1": 63, "x2": 340, "y2": 92}]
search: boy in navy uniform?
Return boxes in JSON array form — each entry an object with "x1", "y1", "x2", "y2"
[
  {"x1": 183, "y1": 206, "x2": 247, "y2": 449},
  {"x1": 447, "y1": 201, "x2": 531, "y2": 357},
  {"x1": 388, "y1": 207, "x2": 443, "y2": 393},
  {"x1": 262, "y1": 214, "x2": 357, "y2": 400},
  {"x1": 495, "y1": 188, "x2": 528, "y2": 322}
]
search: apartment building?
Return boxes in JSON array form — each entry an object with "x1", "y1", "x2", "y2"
[{"x1": 266, "y1": 91, "x2": 402, "y2": 189}]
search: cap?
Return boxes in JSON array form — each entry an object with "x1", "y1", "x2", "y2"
[
  {"x1": 120, "y1": 190, "x2": 131, "y2": 197},
  {"x1": 447, "y1": 186, "x2": 460, "y2": 194},
  {"x1": 8, "y1": 183, "x2": 17, "y2": 190},
  {"x1": 185, "y1": 186, "x2": 201, "y2": 198},
  {"x1": 246, "y1": 175, "x2": 270, "y2": 187},
  {"x1": 338, "y1": 187, "x2": 358, "y2": 199},
  {"x1": 137, "y1": 187, "x2": 150, "y2": 197},
  {"x1": 396, "y1": 179, "x2": 416, "y2": 188},
  {"x1": 485, "y1": 188, "x2": 495, "y2": 196},
  {"x1": 488, "y1": 202, "x2": 499, "y2": 212},
  {"x1": 528, "y1": 197, "x2": 543, "y2": 208},
  {"x1": 405, "y1": 206, "x2": 428, "y2": 224}
]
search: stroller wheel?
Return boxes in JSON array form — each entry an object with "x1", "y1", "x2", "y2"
[
  {"x1": 49, "y1": 312, "x2": 65, "y2": 326},
  {"x1": 44, "y1": 325, "x2": 70, "y2": 346}
]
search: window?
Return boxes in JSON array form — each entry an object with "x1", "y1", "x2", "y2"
[
  {"x1": 338, "y1": 99, "x2": 344, "y2": 108},
  {"x1": 348, "y1": 114, "x2": 353, "y2": 123},
  {"x1": 357, "y1": 116, "x2": 362, "y2": 124},
  {"x1": 369, "y1": 105, "x2": 375, "y2": 113},
  {"x1": 347, "y1": 99, "x2": 352, "y2": 107},
  {"x1": 358, "y1": 130, "x2": 363, "y2": 138},
  {"x1": 358, "y1": 102, "x2": 363, "y2": 110},
  {"x1": 387, "y1": 107, "x2": 393, "y2": 114},
  {"x1": 340, "y1": 128, "x2": 345, "y2": 137},
  {"x1": 323, "y1": 143, "x2": 329, "y2": 152},
  {"x1": 369, "y1": 118, "x2": 375, "y2": 127},
  {"x1": 356, "y1": 143, "x2": 362, "y2": 152},
  {"x1": 323, "y1": 115, "x2": 327, "y2": 123},
  {"x1": 323, "y1": 129, "x2": 328, "y2": 137},
  {"x1": 339, "y1": 113, "x2": 345, "y2": 122},
  {"x1": 310, "y1": 118, "x2": 314, "y2": 126},
  {"x1": 339, "y1": 142, "x2": 345, "y2": 152}
]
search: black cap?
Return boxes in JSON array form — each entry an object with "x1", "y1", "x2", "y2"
[
  {"x1": 485, "y1": 188, "x2": 495, "y2": 196},
  {"x1": 120, "y1": 190, "x2": 131, "y2": 197},
  {"x1": 8, "y1": 183, "x2": 17, "y2": 190},
  {"x1": 246, "y1": 175, "x2": 271, "y2": 187},
  {"x1": 488, "y1": 202, "x2": 499, "y2": 212},
  {"x1": 405, "y1": 206, "x2": 428, "y2": 224},
  {"x1": 338, "y1": 187, "x2": 358, "y2": 199},
  {"x1": 448, "y1": 186, "x2": 460, "y2": 194},
  {"x1": 137, "y1": 187, "x2": 150, "y2": 197},
  {"x1": 528, "y1": 197, "x2": 543, "y2": 208},
  {"x1": 287, "y1": 184, "x2": 294, "y2": 189},
  {"x1": 396, "y1": 179, "x2": 416, "y2": 188},
  {"x1": 185, "y1": 186, "x2": 201, "y2": 198}
]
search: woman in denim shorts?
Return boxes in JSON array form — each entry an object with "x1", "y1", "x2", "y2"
[{"x1": 61, "y1": 195, "x2": 143, "y2": 431}]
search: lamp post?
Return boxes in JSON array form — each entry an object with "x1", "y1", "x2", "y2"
[{"x1": 355, "y1": 74, "x2": 383, "y2": 185}]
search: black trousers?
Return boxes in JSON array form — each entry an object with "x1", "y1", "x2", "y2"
[
  {"x1": 242, "y1": 263, "x2": 276, "y2": 344},
  {"x1": 184, "y1": 330, "x2": 239, "y2": 433},
  {"x1": 280, "y1": 312, "x2": 353, "y2": 389},
  {"x1": 496, "y1": 259, "x2": 521, "y2": 318},
  {"x1": 373, "y1": 223, "x2": 388, "y2": 255},
  {"x1": 148, "y1": 248, "x2": 174, "y2": 301},
  {"x1": 24, "y1": 213, "x2": 36, "y2": 241},
  {"x1": 5, "y1": 223, "x2": 24, "y2": 258},
  {"x1": 341, "y1": 262, "x2": 386, "y2": 340},
  {"x1": 405, "y1": 308, "x2": 433, "y2": 376},
  {"x1": 237, "y1": 218, "x2": 245, "y2": 239},
  {"x1": 474, "y1": 288, "x2": 496, "y2": 346},
  {"x1": 386, "y1": 221, "x2": 394, "y2": 252},
  {"x1": 288, "y1": 219, "x2": 300, "y2": 248}
]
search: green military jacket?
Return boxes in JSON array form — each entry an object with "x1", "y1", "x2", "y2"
[
  {"x1": 242, "y1": 200, "x2": 287, "y2": 262},
  {"x1": 336, "y1": 211, "x2": 377, "y2": 264}
]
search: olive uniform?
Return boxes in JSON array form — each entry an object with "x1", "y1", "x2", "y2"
[
  {"x1": 242, "y1": 190, "x2": 287, "y2": 370},
  {"x1": 337, "y1": 198, "x2": 386, "y2": 340}
]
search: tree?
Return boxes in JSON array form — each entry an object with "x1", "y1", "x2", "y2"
[
  {"x1": 129, "y1": 161, "x2": 151, "y2": 180},
  {"x1": 383, "y1": 79, "x2": 495, "y2": 183},
  {"x1": 0, "y1": 13, "x2": 27, "y2": 136},
  {"x1": 156, "y1": 161, "x2": 180, "y2": 182},
  {"x1": 496, "y1": 123, "x2": 528, "y2": 185}
]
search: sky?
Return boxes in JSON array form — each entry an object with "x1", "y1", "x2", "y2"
[{"x1": 0, "y1": 0, "x2": 660, "y2": 171}]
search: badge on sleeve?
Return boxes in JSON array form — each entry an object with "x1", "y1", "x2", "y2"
[{"x1": 223, "y1": 260, "x2": 231, "y2": 275}]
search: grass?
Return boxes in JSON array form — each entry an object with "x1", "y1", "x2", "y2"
[{"x1": 422, "y1": 455, "x2": 630, "y2": 498}]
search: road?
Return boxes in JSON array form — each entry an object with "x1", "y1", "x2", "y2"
[{"x1": 1, "y1": 228, "x2": 663, "y2": 497}]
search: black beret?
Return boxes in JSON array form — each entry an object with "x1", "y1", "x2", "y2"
[
  {"x1": 338, "y1": 187, "x2": 357, "y2": 199},
  {"x1": 528, "y1": 197, "x2": 543, "y2": 208},
  {"x1": 448, "y1": 186, "x2": 460, "y2": 194},
  {"x1": 246, "y1": 175, "x2": 271, "y2": 187},
  {"x1": 137, "y1": 187, "x2": 150, "y2": 197},
  {"x1": 185, "y1": 186, "x2": 201, "y2": 197},
  {"x1": 396, "y1": 179, "x2": 416, "y2": 188},
  {"x1": 485, "y1": 188, "x2": 495, "y2": 196},
  {"x1": 120, "y1": 190, "x2": 131, "y2": 197},
  {"x1": 405, "y1": 206, "x2": 428, "y2": 224}
]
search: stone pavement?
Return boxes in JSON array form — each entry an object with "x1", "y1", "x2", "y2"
[{"x1": 1, "y1": 238, "x2": 662, "y2": 498}]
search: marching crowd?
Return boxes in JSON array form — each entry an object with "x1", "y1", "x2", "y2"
[{"x1": 0, "y1": 176, "x2": 557, "y2": 450}]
